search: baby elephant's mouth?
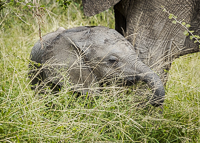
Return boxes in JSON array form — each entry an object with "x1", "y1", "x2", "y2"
[
  {"x1": 123, "y1": 76, "x2": 140, "y2": 86},
  {"x1": 98, "y1": 76, "x2": 140, "y2": 87}
]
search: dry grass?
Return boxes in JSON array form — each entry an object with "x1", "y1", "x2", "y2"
[{"x1": 0, "y1": 1, "x2": 199, "y2": 142}]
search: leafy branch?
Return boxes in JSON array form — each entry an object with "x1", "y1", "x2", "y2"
[{"x1": 162, "y1": 6, "x2": 200, "y2": 48}]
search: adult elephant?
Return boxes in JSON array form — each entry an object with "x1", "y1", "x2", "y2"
[{"x1": 82, "y1": 0, "x2": 200, "y2": 83}]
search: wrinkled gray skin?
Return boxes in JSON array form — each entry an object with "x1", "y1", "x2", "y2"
[
  {"x1": 29, "y1": 26, "x2": 165, "y2": 106},
  {"x1": 82, "y1": 0, "x2": 200, "y2": 84}
]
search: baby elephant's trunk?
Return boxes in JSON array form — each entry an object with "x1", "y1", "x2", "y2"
[
  {"x1": 142, "y1": 72, "x2": 165, "y2": 106},
  {"x1": 135, "y1": 61, "x2": 165, "y2": 107}
]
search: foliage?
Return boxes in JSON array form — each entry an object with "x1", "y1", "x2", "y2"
[
  {"x1": 0, "y1": 1, "x2": 200, "y2": 142},
  {"x1": 57, "y1": 0, "x2": 72, "y2": 9},
  {"x1": 163, "y1": 7, "x2": 200, "y2": 48},
  {"x1": 56, "y1": 0, "x2": 82, "y2": 9}
]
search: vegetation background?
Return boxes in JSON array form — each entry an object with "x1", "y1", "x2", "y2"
[{"x1": 0, "y1": 0, "x2": 199, "y2": 142}]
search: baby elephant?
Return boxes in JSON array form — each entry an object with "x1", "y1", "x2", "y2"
[{"x1": 29, "y1": 26, "x2": 165, "y2": 107}]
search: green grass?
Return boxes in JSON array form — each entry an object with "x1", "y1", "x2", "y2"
[{"x1": 0, "y1": 1, "x2": 200, "y2": 142}]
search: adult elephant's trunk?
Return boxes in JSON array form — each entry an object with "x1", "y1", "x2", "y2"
[{"x1": 131, "y1": 60, "x2": 165, "y2": 107}]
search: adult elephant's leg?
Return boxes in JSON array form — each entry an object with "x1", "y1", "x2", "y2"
[{"x1": 114, "y1": 6, "x2": 126, "y2": 36}]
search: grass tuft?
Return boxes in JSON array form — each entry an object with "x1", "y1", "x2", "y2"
[{"x1": 0, "y1": 1, "x2": 199, "y2": 142}]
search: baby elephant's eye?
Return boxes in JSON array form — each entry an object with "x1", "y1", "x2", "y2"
[{"x1": 108, "y1": 56, "x2": 118, "y2": 64}]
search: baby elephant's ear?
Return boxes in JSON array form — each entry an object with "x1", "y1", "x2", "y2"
[
  {"x1": 41, "y1": 32, "x2": 96, "y2": 94},
  {"x1": 82, "y1": 0, "x2": 120, "y2": 16},
  {"x1": 66, "y1": 29, "x2": 93, "y2": 56}
]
